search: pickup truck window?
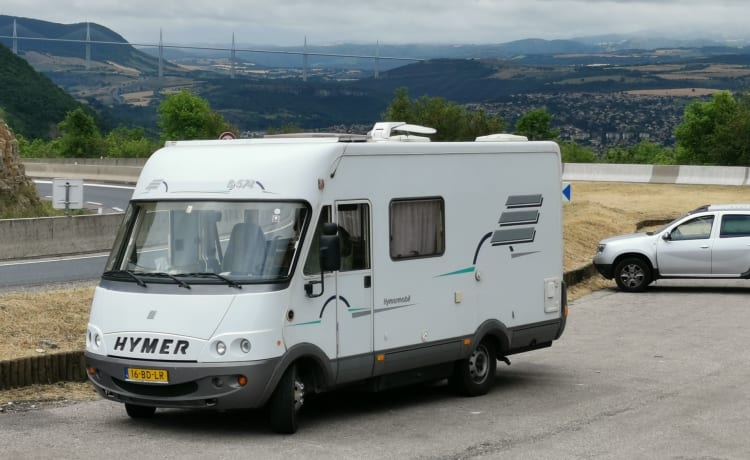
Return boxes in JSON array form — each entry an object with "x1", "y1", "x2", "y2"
[
  {"x1": 670, "y1": 215, "x2": 714, "y2": 241},
  {"x1": 720, "y1": 214, "x2": 750, "y2": 238}
]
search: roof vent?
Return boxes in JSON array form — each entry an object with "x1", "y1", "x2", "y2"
[{"x1": 368, "y1": 122, "x2": 436, "y2": 142}]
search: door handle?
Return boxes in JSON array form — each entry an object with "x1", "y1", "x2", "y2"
[
  {"x1": 364, "y1": 275, "x2": 372, "y2": 288},
  {"x1": 700, "y1": 245, "x2": 710, "y2": 249}
]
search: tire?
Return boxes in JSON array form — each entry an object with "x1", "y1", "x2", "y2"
[
  {"x1": 614, "y1": 257, "x2": 652, "y2": 292},
  {"x1": 269, "y1": 364, "x2": 305, "y2": 434},
  {"x1": 449, "y1": 340, "x2": 497, "y2": 396},
  {"x1": 124, "y1": 403, "x2": 156, "y2": 419}
]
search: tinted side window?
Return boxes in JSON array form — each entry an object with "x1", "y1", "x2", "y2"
[{"x1": 720, "y1": 214, "x2": 750, "y2": 238}]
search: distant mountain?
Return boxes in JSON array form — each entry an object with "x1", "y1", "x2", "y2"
[
  {"x1": 573, "y1": 33, "x2": 750, "y2": 51},
  {"x1": 0, "y1": 42, "x2": 85, "y2": 139},
  {"x1": 0, "y1": 15, "x2": 160, "y2": 73}
]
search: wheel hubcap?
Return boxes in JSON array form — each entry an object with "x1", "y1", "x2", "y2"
[
  {"x1": 468, "y1": 345, "x2": 489, "y2": 383},
  {"x1": 293, "y1": 379, "x2": 305, "y2": 411},
  {"x1": 620, "y1": 264, "x2": 644, "y2": 287}
]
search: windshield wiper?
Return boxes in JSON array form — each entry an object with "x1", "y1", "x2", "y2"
[
  {"x1": 136, "y1": 272, "x2": 191, "y2": 289},
  {"x1": 180, "y1": 272, "x2": 242, "y2": 289},
  {"x1": 103, "y1": 270, "x2": 147, "y2": 288}
]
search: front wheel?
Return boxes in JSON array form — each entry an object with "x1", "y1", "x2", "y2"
[
  {"x1": 449, "y1": 340, "x2": 497, "y2": 396},
  {"x1": 268, "y1": 363, "x2": 305, "y2": 434},
  {"x1": 614, "y1": 257, "x2": 652, "y2": 292}
]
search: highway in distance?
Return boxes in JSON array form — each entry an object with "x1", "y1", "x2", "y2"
[{"x1": 0, "y1": 182, "x2": 133, "y2": 289}]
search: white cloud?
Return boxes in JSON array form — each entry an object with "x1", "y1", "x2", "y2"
[{"x1": 2, "y1": 0, "x2": 749, "y2": 46}]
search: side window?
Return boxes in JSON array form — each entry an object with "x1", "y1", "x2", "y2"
[
  {"x1": 720, "y1": 214, "x2": 750, "y2": 238},
  {"x1": 303, "y1": 206, "x2": 332, "y2": 275},
  {"x1": 338, "y1": 203, "x2": 371, "y2": 272},
  {"x1": 390, "y1": 198, "x2": 445, "y2": 260},
  {"x1": 670, "y1": 215, "x2": 714, "y2": 241}
]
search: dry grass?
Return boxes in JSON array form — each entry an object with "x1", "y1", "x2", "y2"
[{"x1": 2, "y1": 181, "x2": 750, "y2": 403}]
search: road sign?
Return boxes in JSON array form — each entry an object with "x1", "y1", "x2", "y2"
[
  {"x1": 562, "y1": 182, "x2": 571, "y2": 202},
  {"x1": 219, "y1": 131, "x2": 236, "y2": 140},
  {"x1": 52, "y1": 178, "x2": 84, "y2": 213}
]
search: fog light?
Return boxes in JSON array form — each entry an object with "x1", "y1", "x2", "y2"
[
  {"x1": 216, "y1": 341, "x2": 226, "y2": 355},
  {"x1": 240, "y1": 339, "x2": 251, "y2": 353}
]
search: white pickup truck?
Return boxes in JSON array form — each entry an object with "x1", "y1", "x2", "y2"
[{"x1": 593, "y1": 204, "x2": 750, "y2": 292}]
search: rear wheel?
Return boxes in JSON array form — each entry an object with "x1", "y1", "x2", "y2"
[
  {"x1": 269, "y1": 363, "x2": 305, "y2": 434},
  {"x1": 614, "y1": 257, "x2": 652, "y2": 292},
  {"x1": 449, "y1": 340, "x2": 497, "y2": 396},
  {"x1": 125, "y1": 403, "x2": 156, "y2": 419}
]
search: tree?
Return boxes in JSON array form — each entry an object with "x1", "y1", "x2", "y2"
[
  {"x1": 674, "y1": 91, "x2": 750, "y2": 165},
  {"x1": 381, "y1": 87, "x2": 505, "y2": 141},
  {"x1": 158, "y1": 90, "x2": 231, "y2": 141},
  {"x1": 104, "y1": 127, "x2": 158, "y2": 158},
  {"x1": 57, "y1": 108, "x2": 104, "y2": 158},
  {"x1": 560, "y1": 142, "x2": 597, "y2": 163},
  {"x1": 603, "y1": 141, "x2": 675, "y2": 164},
  {"x1": 514, "y1": 108, "x2": 560, "y2": 141}
]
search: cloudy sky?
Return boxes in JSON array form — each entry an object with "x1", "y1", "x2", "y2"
[{"x1": 3, "y1": 0, "x2": 749, "y2": 46}]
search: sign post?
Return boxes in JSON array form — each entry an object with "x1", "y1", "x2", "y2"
[{"x1": 52, "y1": 178, "x2": 84, "y2": 215}]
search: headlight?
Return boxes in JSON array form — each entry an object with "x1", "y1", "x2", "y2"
[
  {"x1": 94, "y1": 334, "x2": 102, "y2": 348},
  {"x1": 240, "y1": 339, "x2": 251, "y2": 353},
  {"x1": 216, "y1": 341, "x2": 226, "y2": 356}
]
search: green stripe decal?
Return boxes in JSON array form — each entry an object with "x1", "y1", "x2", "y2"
[
  {"x1": 291, "y1": 320, "x2": 321, "y2": 327},
  {"x1": 435, "y1": 266, "x2": 476, "y2": 278},
  {"x1": 348, "y1": 307, "x2": 369, "y2": 312}
]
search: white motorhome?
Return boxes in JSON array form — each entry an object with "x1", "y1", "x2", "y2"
[{"x1": 84, "y1": 123, "x2": 568, "y2": 433}]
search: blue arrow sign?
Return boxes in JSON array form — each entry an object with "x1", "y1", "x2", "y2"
[{"x1": 562, "y1": 182, "x2": 571, "y2": 202}]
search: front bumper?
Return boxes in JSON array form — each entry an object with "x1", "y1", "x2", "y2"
[
  {"x1": 85, "y1": 352, "x2": 281, "y2": 410},
  {"x1": 593, "y1": 262, "x2": 614, "y2": 279}
]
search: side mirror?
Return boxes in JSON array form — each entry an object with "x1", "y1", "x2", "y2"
[
  {"x1": 662, "y1": 232, "x2": 671, "y2": 241},
  {"x1": 304, "y1": 223, "x2": 341, "y2": 298},
  {"x1": 320, "y1": 223, "x2": 341, "y2": 272}
]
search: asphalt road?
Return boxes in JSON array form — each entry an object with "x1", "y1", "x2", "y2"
[
  {"x1": 2, "y1": 279, "x2": 749, "y2": 459},
  {"x1": 34, "y1": 180, "x2": 133, "y2": 212},
  {"x1": 0, "y1": 254, "x2": 107, "y2": 288},
  {"x1": 0, "y1": 182, "x2": 133, "y2": 289}
]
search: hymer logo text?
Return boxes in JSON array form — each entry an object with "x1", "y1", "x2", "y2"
[{"x1": 114, "y1": 336, "x2": 189, "y2": 355}]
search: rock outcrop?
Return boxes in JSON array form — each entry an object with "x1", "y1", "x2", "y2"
[{"x1": 0, "y1": 120, "x2": 43, "y2": 214}]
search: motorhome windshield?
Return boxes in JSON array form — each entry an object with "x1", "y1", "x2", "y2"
[{"x1": 104, "y1": 200, "x2": 309, "y2": 285}]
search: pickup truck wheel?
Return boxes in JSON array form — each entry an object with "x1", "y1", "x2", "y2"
[
  {"x1": 268, "y1": 363, "x2": 305, "y2": 434},
  {"x1": 124, "y1": 403, "x2": 156, "y2": 418},
  {"x1": 614, "y1": 257, "x2": 652, "y2": 292},
  {"x1": 449, "y1": 340, "x2": 497, "y2": 396}
]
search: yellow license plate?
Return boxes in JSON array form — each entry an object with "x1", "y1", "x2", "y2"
[{"x1": 125, "y1": 367, "x2": 169, "y2": 384}]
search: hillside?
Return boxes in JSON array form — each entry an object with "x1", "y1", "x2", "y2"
[
  {"x1": 0, "y1": 15, "x2": 159, "y2": 71},
  {"x1": 0, "y1": 44, "x2": 83, "y2": 140},
  {"x1": 3, "y1": 14, "x2": 750, "y2": 151}
]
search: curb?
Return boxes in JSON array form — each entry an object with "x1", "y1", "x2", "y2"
[{"x1": 0, "y1": 351, "x2": 86, "y2": 391}]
